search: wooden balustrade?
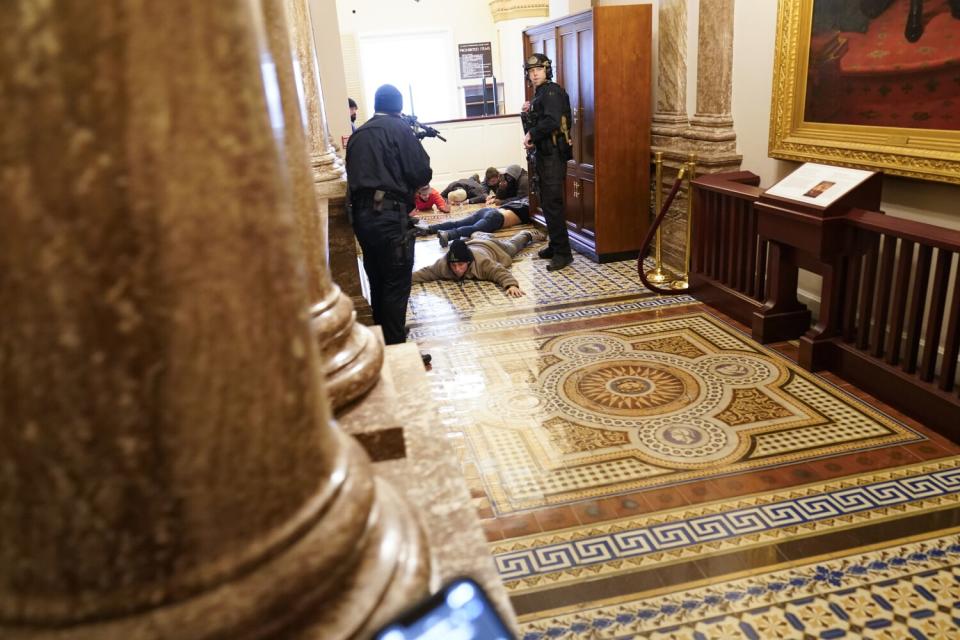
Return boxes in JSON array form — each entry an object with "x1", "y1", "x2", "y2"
[
  {"x1": 824, "y1": 211, "x2": 960, "y2": 436},
  {"x1": 687, "y1": 172, "x2": 960, "y2": 437},
  {"x1": 689, "y1": 171, "x2": 765, "y2": 325}
]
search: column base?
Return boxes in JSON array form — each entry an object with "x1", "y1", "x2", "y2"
[
  {"x1": 311, "y1": 284, "x2": 384, "y2": 410},
  {"x1": 2, "y1": 432, "x2": 431, "y2": 640},
  {"x1": 652, "y1": 112, "x2": 689, "y2": 138}
]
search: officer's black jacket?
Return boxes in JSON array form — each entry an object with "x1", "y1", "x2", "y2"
[
  {"x1": 346, "y1": 114, "x2": 432, "y2": 207},
  {"x1": 528, "y1": 81, "x2": 571, "y2": 153}
]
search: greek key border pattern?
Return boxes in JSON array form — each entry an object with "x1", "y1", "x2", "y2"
[
  {"x1": 408, "y1": 295, "x2": 697, "y2": 341},
  {"x1": 495, "y1": 462, "x2": 960, "y2": 582}
]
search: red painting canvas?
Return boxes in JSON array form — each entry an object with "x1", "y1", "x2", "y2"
[{"x1": 804, "y1": 0, "x2": 960, "y2": 130}]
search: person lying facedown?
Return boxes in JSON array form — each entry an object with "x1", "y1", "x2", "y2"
[{"x1": 412, "y1": 230, "x2": 545, "y2": 298}]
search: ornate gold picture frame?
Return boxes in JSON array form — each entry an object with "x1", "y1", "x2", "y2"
[{"x1": 769, "y1": 0, "x2": 960, "y2": 185}]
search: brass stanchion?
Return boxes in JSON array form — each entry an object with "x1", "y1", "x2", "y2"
[
  {"x1": 671, "y1": 153, "x2": 698, "y2": 290},
  {"x1": 645, "y1": 152, "x2": 670, "y2": 284}
]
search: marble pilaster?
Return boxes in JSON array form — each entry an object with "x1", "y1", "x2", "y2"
[
  {"x1": 684, "y1": 0, "x2": 741, "y2": 171},
  {"x1": 0, "y1": 2, "x2": 427, "y2": 638},
  {"x1": 652, "y1": 0, "x2": 689, "y2": 143},
  {"x1": 656, "y1": 0, "x2": 742, "y2": 274},
  {"x1": 284, "y1": 0, "x2": 381, "y2": 409}
]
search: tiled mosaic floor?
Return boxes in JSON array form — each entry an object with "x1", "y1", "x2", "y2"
[
  {"x1": 425, "y1": 312, "x2": 920, "y2": 516},
  {"x1": 404, "y1": 210, "x2": 960, "y2": 637}
]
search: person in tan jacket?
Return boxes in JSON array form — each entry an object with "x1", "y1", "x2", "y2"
[{"x1": 412, "y1": 230, "x2": 545, "y2": 298}]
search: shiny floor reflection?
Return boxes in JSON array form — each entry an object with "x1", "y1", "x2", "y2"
[{"x1": 406, "y1": 220, "x2": 960, "y2": 638}]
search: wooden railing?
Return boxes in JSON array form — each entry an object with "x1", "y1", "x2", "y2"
[
  {"x1": 825, "y1": 211, "x2": 960, "y2": 435},
  {"x1": 687, "y1": 171, "x2": 960, "y2": 437},
  {"x1": 689, "y1": 171, "x2": 765, "y2": 326}
]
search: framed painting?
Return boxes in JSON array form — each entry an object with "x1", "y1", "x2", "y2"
[{"x1": 769, "y1": 0, "x2": 960, "y2": 184}]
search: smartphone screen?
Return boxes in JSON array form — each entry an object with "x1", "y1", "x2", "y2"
[{"x1": 373, "y1": 577, "x2": 514, "y2": 640}]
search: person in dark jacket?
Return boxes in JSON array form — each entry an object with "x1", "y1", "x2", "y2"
[
  {"x1": 440, "y1": 175, "x2": 490, "y2": 204},
  {"x1": 491, "y1": 164, "x2": 529, "y2": 204},
  {"x1": 346, "y1": 84, "x2": 432, "y2": 363},
  {"x1": 522, "y1": 53, "x2": 574, "y2": 271}
]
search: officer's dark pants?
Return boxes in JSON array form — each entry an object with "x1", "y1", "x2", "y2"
[
  {"x1": 536, "y1": 151, "x2": 571, "y2": 258},
  {"x1": 352, "y1": 205, "x2": 415, "y2": 345}
]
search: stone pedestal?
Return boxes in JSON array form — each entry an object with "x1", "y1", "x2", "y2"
[
  {"x1": 339, "y1": 342, "x2": 519, "y2": 633},
  {"x1": 284, "y1": 0, "x2": 381, "y2": 409},
  {"x1": 0, "y1": 2, "x2": 427, "y2": 637}
]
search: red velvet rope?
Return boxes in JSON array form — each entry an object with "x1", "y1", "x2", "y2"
[{"x1": 637, "y1": 169, "x2": 687, "y2": 295}]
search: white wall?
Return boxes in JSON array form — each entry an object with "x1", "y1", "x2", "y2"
[
  {"x1": 420, "y1": 118, "x2": 527, "y2": 191},
  {"x1": 333, "y1": 0, "x2": 552, "y2": 191},
  {"x1": 310, "y1": 0, "x2": 352, "y2": 153},
  {"x1": 335, "y1": 0, "x2": 503, "y2": 122}
]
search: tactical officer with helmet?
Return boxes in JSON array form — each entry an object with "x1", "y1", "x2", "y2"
[
  {"x1": 346, "y1": 84, "x2": 433, "y2": 361},
  {"x1": 521, "y1": 53, "x2": 574, "y2": 271}
]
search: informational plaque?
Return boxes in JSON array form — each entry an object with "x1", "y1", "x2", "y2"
[
  {"x1": 764, "y1": 162, "x2": 876, "y2": 208},
  {"x1": 458, "y1": 42, "x2": 492, "y2": 80}
]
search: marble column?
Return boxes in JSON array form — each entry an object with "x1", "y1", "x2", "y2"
[
  {"x1": 284, "y1": 0, "x2": 382, "y2": 409},
  {"x1": 288, "y1": 0, "x2": 374, "y2": 328},
  {"x1": 652, "y1": 0, "x2": 689, "y2": 144},
  {"x1": 0, "y1": 1, "x2": 428, "y2": 638},
  {"x1": 684, "y1": 0, "x2": 741, "y2": 171},
  {"x1": 285, "y1": 0, "x2": 345, "y2": 196}
]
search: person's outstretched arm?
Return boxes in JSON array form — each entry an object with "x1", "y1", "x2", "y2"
[
  {"x1": 430, "y1": 190, "x2": 449, "y2": 212},
  {"x1": 412, "y1": 261, "x2": 445, "y2": 283}
]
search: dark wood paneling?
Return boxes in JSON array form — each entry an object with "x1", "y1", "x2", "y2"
[
  {"x1": 581, "y1": 175, "x2": 596, "y2": 237},
  {"x1": 526, "y1": 7, "x2": 649, "y2": 261},
  {"x1": 592, "y1": 5, "x2": 651, "y2": 257}
]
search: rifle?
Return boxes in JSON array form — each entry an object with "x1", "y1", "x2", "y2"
[
  {"x1": 402, "y1": 114, "x2": 446, "y2": 142},
  {"x1": 520, "y1": 109, "x2": 539, "y2": 194}
]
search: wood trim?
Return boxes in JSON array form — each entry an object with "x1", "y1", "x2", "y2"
[{"x1": 846, "y1": 210, "x2": 960, "y2": 252}]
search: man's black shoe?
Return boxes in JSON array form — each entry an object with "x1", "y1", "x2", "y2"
[
  {"x1": 421, "y1": 353, "x2": 432, "y2": 367},
  {"x1": 546, "y1": 254, "x2": 573, "y2": 271},
  {"x1": 537, "y1": 246, "x2": 554, "y2": 259},
  {"x1": 438, "y1": 230, "x2": 451, "y2": 248}
]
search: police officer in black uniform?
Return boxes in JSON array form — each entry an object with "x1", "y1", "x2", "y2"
[
  {"x1": 522, "y1": 53, "x2": 574, "y2": 271},
  {"x1": 346, "y1": 84, "x2": 432, "y2": 361}
]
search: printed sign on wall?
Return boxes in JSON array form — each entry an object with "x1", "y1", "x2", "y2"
[{"x1": 458, "y1": 42, "x2": 492, "y2": 80}]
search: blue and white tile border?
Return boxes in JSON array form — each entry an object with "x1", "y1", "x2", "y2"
[{"x1": 518, "y1": 532, "x2": 960, "y2": 638}]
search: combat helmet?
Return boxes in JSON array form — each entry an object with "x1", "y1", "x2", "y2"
[{"x1": 524, "y1": 53, "x2": 553, "y2": 81}]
